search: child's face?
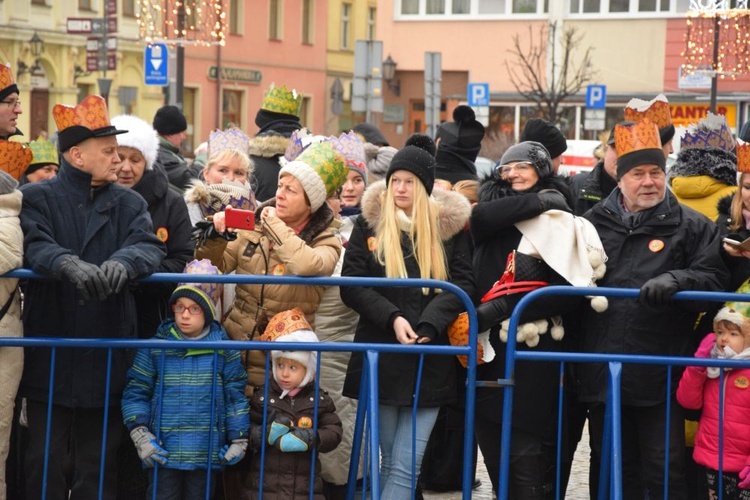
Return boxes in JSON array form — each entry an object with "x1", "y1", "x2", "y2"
[
  {"x1": 172, "y1": 297, "x2": 205, "y2": 337},
  {"x1": 274, "y1": 357, "x2": 307, "y2": 392},
  {"x1": 715, "y1": 323, "x2": 750, "y2": 353}
]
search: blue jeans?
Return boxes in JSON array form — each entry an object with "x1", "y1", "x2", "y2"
[
  {"x1": 379, "y1": 405, "x2": 439, "y2": 499},
  {"x1": 147, "y1": 468, "x2": 216, "y2": 500}
]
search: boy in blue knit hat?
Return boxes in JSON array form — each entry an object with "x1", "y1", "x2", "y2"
[{"x1": 122, "y1": 259, "x2": 249, "y2": 499}]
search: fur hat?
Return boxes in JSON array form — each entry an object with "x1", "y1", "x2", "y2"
[
  {"x1": 435, "y1": 106, "x2": 485, "y2": 162},
  {"x1": 498, "y1": 141, "x2": 553, "y2": 178},
  {"x1": 271, "y1": 329, "x2": 320, "y2": 397},
  {"x1": 668, "y1": 147, "x2": 737, "y2": 187},
  {"x1": 153, "y1": 105, "x2": 187, "y2": 136},
  {"x1": 520, "y1": 119, "x2": 567, "y2": 159},
  {"x1": 111, "y1": 115, "x2": 159, "y2": 170},
  {"x1": 386, "y1": 145, "x2": 436, "y2": 195},
  {"x1": 169, "y1": 259, "x2": 222, "y2": 324},
  {"x1": 278, "y1": 141, "x2": 347, "y2": 212},
  {"x1": 714, "y1": 307, "x2": 750, "y2": 338}
]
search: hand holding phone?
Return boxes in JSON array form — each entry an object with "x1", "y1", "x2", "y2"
[
  {"x1": 723, "y1": 237, "x2": 743, "y2": 248},
  {"x1": 225, "y1": 207, "x2": 256, "y2": 231}
]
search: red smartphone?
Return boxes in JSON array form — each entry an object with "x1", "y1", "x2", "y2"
[{"x1": 225, "y1": 206, "x2": 256, "y2": 231}]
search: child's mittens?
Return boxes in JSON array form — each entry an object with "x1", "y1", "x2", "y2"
[
  {"x1": 274, "y1": 428, "x2": 317, "y2": 453},
  {"x1": 739, "y1": 465, "x2": 750, "y2": 489},
  {"x1": 267, "y1": 416, "x2": 293, "y2": 445},
  {"x1": 249, "y1": 414, "x2": 294, "y2": 450},
  {"x1": 130, "y1": 426, "x2": 169, "y2": 467},
  {"x1": 694, "y1": 334, "x2": 715, "y2": 360},
  {"x1": 221, "y1": 438, "x2": 248, "y2": 465}
]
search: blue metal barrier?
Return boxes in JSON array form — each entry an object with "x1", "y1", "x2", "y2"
[
  {"x1": 500, "y1": 285, "x2": 750, "y2": 500},
  {"x1": 0, "y1": 269, "x2": 478, "y2": 500}
]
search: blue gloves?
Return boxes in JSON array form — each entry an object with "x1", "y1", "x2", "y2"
[
  {"x1": 275, "y1": 428, "x2": 317, "y2": 453},
  {"x1": 130, "y1": 427, "x2": 169, "y2": 467},
  {"x1": 249, "y1": 415, "x2": 317, "y2": 453},
  {"x1": 250, "y1": 414, "x2": 293, "y2": 450},
  {"x1": 220, "y1": 438, "x2": 248, "y2": 465}
]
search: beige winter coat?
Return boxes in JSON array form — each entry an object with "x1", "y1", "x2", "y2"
[{"x1": 196, "y1": 200, "x2": 341, "y2": 393}]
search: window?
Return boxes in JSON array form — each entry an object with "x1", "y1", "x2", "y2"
[
  {"x1": 401, "y1": 0, "x2": 419, "y2": 14},
  {"x1": 79, "y1": 0, "x2": 93, "y2": 10},
  {"x1": 229, "y1": 0, "x2": 242, "y2": 34},
  {"x1": 302, "y1": 0, "x2": 314, "y2": 44},
  {"x1": 298, "y1": 96, "x2": 312, "y2": 129},
  {"x1": 367, "y1": 6, "x2": 376, "y2": 40},
  {"x1": 341, "y1": 3, "x2": 351, "y2": 50},
  {"x1": 222, "y1": 90, "x2": 243, "y2": 129},
  {"x1": 513, "y1": 0, "x2": 537, "y2": 13},
  {"x1": 32, "y1": 0, "x2": 47, "y2": 5},
  {"x1": 122, "y1": 0, "x2": 135, "y2": 16},
  {"x1": 269, "y1": 0, "x2": 282, "y2": 40},
  {"x1": 570, "y1": 0, "x2": 688, "y2": 13},
  {"x1": 426, "y1": 0, "x2": 445, "y2": 14},
  {"x1": 478, "y1": 0, "x2": 505, "y2": 14},
  {"x1": 453, "y1": 0, "x2": 470, "y2": 13},
  {"x1": 400, "y1": 0, "x2": 548, "y2": 15}
]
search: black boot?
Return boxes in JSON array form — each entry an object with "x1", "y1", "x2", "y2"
[{"x1": 475, "y1": 297, "x2": 509, "y2": 332}]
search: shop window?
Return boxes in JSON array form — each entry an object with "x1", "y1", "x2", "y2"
[{"x1": 222, "y1": 89, "x2": 243, "y2": 129}]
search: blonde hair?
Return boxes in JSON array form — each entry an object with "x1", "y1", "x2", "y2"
[
  {"x1": 452, "y1": 179, "x2": 479, "y2": 204},
  {"x1": 375, "y1": 177, "x2": 448, "y2": 294},
  {"x1": 206, "y1": 149, "x2": 254, "y2": 179},
  {"x1": 728, "y1": 172, "x2": 750, "y2": 232}
]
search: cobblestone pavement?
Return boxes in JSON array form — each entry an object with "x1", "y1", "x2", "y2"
[{"x1": 423, "y1": 424, "x2": 591, "y2": 499}]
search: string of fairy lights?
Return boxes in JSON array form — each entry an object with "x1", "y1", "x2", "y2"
[
  {"x1": 682, "y1": 1, "x2": 750, "y2": 78},
  {"x1": 136, "y1": 0, "x2": 227, "y2": 46}
]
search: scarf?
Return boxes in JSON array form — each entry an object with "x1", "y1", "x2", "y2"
[{"x1": 707, "y1": 344, "x2": 750, "y2": 379}]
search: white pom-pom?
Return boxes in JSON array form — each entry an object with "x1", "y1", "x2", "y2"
[
  {"x1": 525, "y1": 334, "x2": 540, "y2": 348},
  {"x1": 590, "y1": 296, "x2": 609, "y2": 312},
  {"x1": 594, "y1": 263, "x2": 606, "y2": 280},
  {"x1": 516, "y1": 330, "x2": 525, "y2": 343},
  {"x1": 499, "y1": 320, "x2": 510, "y2": 342},
  {"x1": 551, "y1": 324, "x2": 565, "y2": 340},
  {"x1": 588, "y1": 250, "x2": 603, "y2": 269},
  {"x1": 521, "y1": 322, "x2": 538, "y2": 340},
  {"x1": 535, "y1": 319, "x2": 549, "y2": 335}
]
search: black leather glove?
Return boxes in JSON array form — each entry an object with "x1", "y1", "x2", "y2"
[
  {"x1": 639, "y1": 273, "x2": 679, "y2": 307},
  {"x1": 191, "y1": 220, "x2": 237, "y2": 248},
  {"x1": 59, "y1": 256, "x2": 112, "y2": 301},
  {"x1": 537, "y1": 189, "x2": 570, "y2": 213},
  {"x1": 101, "y1": 260, "x2": 129, "y2": 294},
  {"x1": 475, "y1": 298, "x2": 509, "y2": 332}
]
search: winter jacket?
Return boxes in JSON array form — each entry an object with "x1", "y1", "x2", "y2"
[
  {"x1": 196, "y1": 200, "x2": 341, "y2": 393},
  {"x1": 0, "y1": 187, "x2": 23, "y2": 498},
  {"x1": 131, "y1": 165, "x2": 194, "y2": 338},
  {"x1": 248, "y1": 379, "x2": 342, "y2": 500},
  {"x1": 677, "y1": 334, "x2": 750, "y2": 473},
  {"x1": 668, "y1": 147, "x2": 738, "y2": 222},
  {"x1": 155, "y1": 137, "x2": 203, "y2": 193},
  {"x1": 579, "y1": 189, "x2": 729, "y2": 405},
  {"x1": 249, "y1": 133, "x2": 290, "y2": 203},
  {"x1": 470, "y1": 174, "x2": 578, "y2": 431},
  {"x1": 568, "y1": 160, "x2": 617, "y2": 216},
  {"x1": 341, "y1": 181, "x2": 474, "y2": 407},
  {"x1": 19, "y1": 160, "x2": 166, "y2": 407},
  {"x1": 122, "y1": 319, "x2": 249, "y2": 471},
  {"x1": 716, "y1": 195, "x2": 750, "y2": 293}
]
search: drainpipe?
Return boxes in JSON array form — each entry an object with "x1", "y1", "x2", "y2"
[{"x1": 216, "y1": 44, "x2": 222, "y2": 129}]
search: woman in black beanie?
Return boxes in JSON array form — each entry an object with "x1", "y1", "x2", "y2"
[{"x1": 340, "y1": 145, "x2": 474, "y2": 498}]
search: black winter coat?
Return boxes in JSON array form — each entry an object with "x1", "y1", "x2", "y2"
[
  {"x1": 470, "y1": 174, "x2": 577, "y2": 431},
  {"x1": 19, "y1": 161, "x2": 166, "y2": 407},
  {"x1": 249, "y1": 132, "x2": 291, "y2": 203},
  {"x1": 131, "y1": 166, "x2": 194, "y2": 338},
  {"x1": 568, "y1": 161, "x2": 618, "y2": 216},
  {"x1": 155, "y1": 138, "x2": 202, "y2": 193},
  {"x1": 579, "y1": 189, "x2": 729, "y2": 405},
  {"x1": 716, "y1": 195, "x2": 750, "y2": 293},
  {"x1": 341, "y1": 181, "x2": 474, "y2": 407}
]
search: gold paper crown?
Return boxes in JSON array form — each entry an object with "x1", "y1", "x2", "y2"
[
  {"x1": 208, "y1": 127, "x2": 250, "y2": 156},
  {"x1": 0, "y1": 141, "x2": 33, "y2": 180},
  {"x1": 28, "y1": 137, "x2": 59, "y2": 166},
  {"x1": 624, "y1": 94, "x2": 673, "y2": 130},
  {"x1": 0, "y1": 63, "x2": 16, "y2": 91},
  {"x1": 614, "y1": 118, "x2": 662, "y2": 158},
  {"x1": 261, "y1": 84, "x2": 303, "y2": 117},
  {"x1": 737, "y1": 143, "x2": 750, "y2": 174},
  {"x1": 680, "y1": 112, "x2": 736, "y2": 152},
  {"x1": 53, "y1": 95, "x2": 114, "y2": 132},
  {"x1": 260, "y1": 308, "x2": 312, "y2": 342},
  {"x1": 296, "y1": 142, "x2": 348, "y2": 198}
]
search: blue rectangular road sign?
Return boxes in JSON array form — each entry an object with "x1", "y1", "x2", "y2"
[
  {"x1": 144, "y1": 44, "x2": 169, "y2": 86},
  {"x1": 586, "y1": 84, "x2": 607, "y2": 109},
  {"x1": 467, "y1": 83, "x2": 490, "y2": 107}
]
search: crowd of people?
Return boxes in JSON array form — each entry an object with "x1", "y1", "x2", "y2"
[{"x1": 2, "y1": 57, "x2": 750, "y2": 500}]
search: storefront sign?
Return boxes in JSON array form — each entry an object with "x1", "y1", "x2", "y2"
[
  {"x1": 208, "y1": 66, "x2": 262, "y2": 84},
  {"x1": 669, "y1": 103, "x2": 737, "y2": 128}
]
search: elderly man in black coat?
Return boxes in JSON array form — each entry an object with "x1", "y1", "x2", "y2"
[{"x1": 19, "y1": 95, "x2": 165, "y2": 500}]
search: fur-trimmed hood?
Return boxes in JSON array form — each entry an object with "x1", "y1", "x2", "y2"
[
  {"x1": 360, "y1": 180, "x2": 471, "y2": 241},
  {"x1": 254, "y1": 196, "x2": 336, "y2": 245},
  {"x1": 248, "y1": 132, "x2": 290, "y2": 158},
  {"x1": 477, "y1": 173, "x2": 575, "y2": 208},
  {"x1": 668, "y1": 147, "x2": 737, "y2": 186},
  {"x1": 717, "y1": 194, "x2": 733, "y2": 219}
]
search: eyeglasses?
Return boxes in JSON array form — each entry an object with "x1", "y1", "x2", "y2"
[
  {"x1": 498, "y1": 162, "x2": 534, "y2": 176},
  {"x1": 0, "y1": 99, "x2": 21, "y2": 109},
  {"x1": 172, "y1": 303, "x2": 203, "y2": 315}
]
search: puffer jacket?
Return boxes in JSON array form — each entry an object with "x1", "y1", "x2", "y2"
[
  {"x1": 249, "y1": 133, "x2": 290, "y2": 203},
  {"x1": 196, "y1": 200, "x2": 341, "y2": 393},
  {"x1": 121, "y1": 319, "x2": 249, "y2": 471},
  {"x1": 668, "y1": 147, "x2": 737, "y2": 221},
  {"x1": 677, "y1": 334, "x2": 750, "y2": 473},
  {"x1": 341, "y1": 181, "x2": 474, "y2": 407},
  {"x1": 580, "y1": 189, "x2": 729, "y2": 405},
  {"x1": 248, "y1": 379, "x2": 342, "y2": 500}
]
